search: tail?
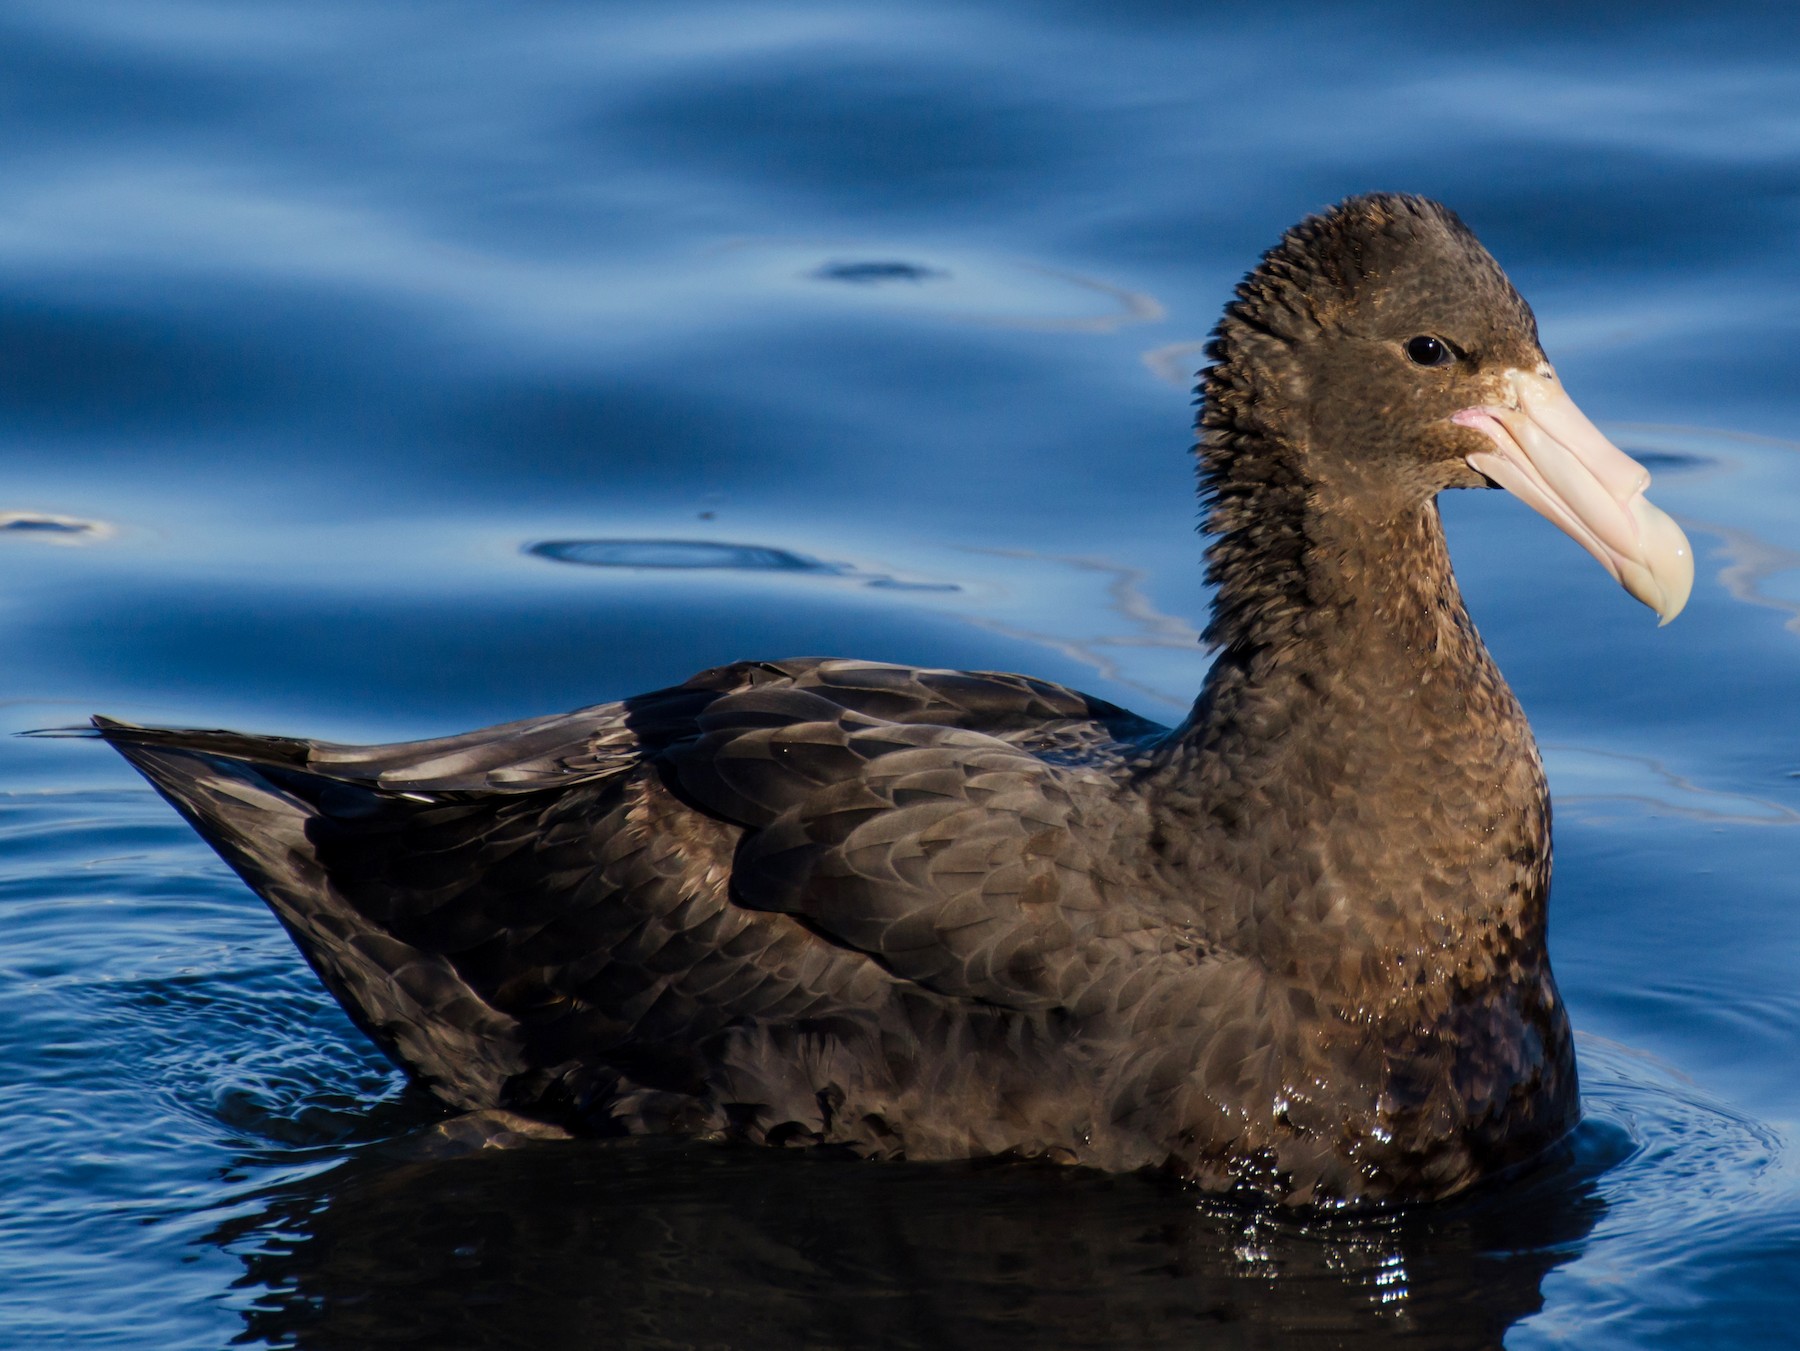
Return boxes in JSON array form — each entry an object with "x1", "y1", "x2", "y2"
[{"x1": 94, "y1": 715, "x2": 543, "y2": 1110}]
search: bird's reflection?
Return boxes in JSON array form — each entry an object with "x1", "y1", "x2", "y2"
[{"x1": 215, "y1": 1119, "x2": 1613, "y2": 1350}]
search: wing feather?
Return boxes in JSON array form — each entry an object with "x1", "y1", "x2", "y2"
[{"x1": 98, "y1": 657, "x2": 1209, "y2": 1124}]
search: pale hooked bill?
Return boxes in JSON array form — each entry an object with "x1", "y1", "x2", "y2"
[{"x1": 1454, "y1": 368, "x2": 1694, "y2": 624}]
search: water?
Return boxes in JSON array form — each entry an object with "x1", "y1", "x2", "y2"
[{"x1": 1, "y1": 2, "x2": 1797, "y2": 1345}]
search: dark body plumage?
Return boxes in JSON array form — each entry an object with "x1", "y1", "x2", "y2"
[{"x1": 99, "y1": 195, "x2": 1590, "y2": 1205}]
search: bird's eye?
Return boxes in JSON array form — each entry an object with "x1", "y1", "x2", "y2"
[{"x1": 1405, "y1": 335, "x2": 1455, "y2": 367}]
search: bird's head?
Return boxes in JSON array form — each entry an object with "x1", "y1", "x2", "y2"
[{"x1": 1201, "y1": 193, "x2": 1692, "y2": 623}]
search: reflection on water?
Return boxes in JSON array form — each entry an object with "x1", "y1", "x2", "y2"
[
  {"x1": 1548, "y1": 745, "x2": 1800, "y2": 827},
  {"x1": 208, "y1": 1036, "x2": 1776, "y2": 1350},
  {"x1": 530, "y1": 537, "x2": 841, "y2": 571},
  {"x1": 222, "y1": 1132, "x2": 1610, "y2": 1350},
  {"x1": 0, "y1": 511, "x2": 114, "y2": 542},
  {"x1": 720, "y1": 239, "x2": 1167, "y2": 331},
  {"x1": 1606, "y1": 424, "x2": 1800, "y2": 637},
  {"x1": 1694, "y1": 521, "x2": 1800, "y2": 637},
  {"x1": 962, "y1": 548, "x2": 1202, "y2": 706},
  {"x1": 1141, "y1": 338, "x2": 1212, "y2": 389},
  {"x1": 527, "y1": 536, "x2": 963, "y2": 591},
  {"x1": 812, "y1": 259, "x2": 949, "y2": 285}
]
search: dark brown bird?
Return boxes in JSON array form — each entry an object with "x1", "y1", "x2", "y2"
[{"x1": 96, "y1": 194, "x2": 1692, "y2": 1205}]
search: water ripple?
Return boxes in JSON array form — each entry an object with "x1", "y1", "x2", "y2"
[{"x1": 527, "y1": 535, "x2": 961, "y2": 591}]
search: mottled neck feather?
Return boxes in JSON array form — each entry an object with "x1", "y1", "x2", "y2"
[
  {"x1": 1195, "y1": 362, "x2": 1312, "y2": 655},
  {"x1": 1154, "y1": 340, "x2": 1549, "y2": 1005},
  {"x1": 1191, "y1": 235, "x2": 1345, "y2": 657},
  {"x1": 1186, "y1": 323, "x2": 1499, "y2": 744},
  {"x1": 1191, "y1": 247, "x2": 1479, "y2": 658}
]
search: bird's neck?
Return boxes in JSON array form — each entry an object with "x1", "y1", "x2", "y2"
[
  {"x1": 1224, "y1": 502, "x2": 1456, "y2": 650},
  {"x1": 1147, "y1": 445, "x2": 1553, "y2": 1012}
]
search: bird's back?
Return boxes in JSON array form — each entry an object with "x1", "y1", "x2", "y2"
[{"x1": 101, "y1": 659, "x2": 1266, "y2": 1169}]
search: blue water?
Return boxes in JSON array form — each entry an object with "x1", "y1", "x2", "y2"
[{"x1": 2, "y1": 2, "x2": 1798, "y2": 1346}]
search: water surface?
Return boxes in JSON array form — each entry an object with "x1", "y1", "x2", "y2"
[{"x1": 2, "y1": 3, "x2": 1798, "y2": 1347}]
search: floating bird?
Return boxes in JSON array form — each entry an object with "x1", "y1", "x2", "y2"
[{"x1": 97, "y1": 195, "x2": 1692, "y2": 1204}]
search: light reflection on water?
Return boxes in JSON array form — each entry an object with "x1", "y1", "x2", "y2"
[{"x1": 2, "y1": 2, "x2": 1799, "y2": 1347}]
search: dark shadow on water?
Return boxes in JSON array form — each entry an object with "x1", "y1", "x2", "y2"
[
  {"x1": 527, "y1": 538, "x2": 840, "y2": 572},
  {"x1": 217, "y1": 1123, "x2": 1616, "y2": 1350},
  {"x1": 812, "y1": 260, "x2": 949, "y2": 285},
  {"x1": 525, "y1": 537, "x2": 963, "y2": 592}
]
